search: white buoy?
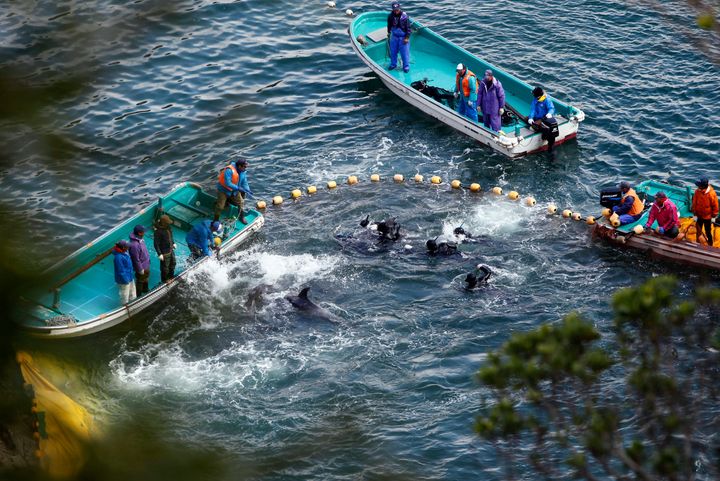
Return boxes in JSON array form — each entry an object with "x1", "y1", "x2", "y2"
[
  {"x1": 326, "y1": 1, "x2": 336, "y2": 7},
  {"x1": 548, "y1": 203, "x2": 558, "y2": 214},
  {"x1": 414, "y1": 174, "x2": 424, "y2": 183},
  {"x1": 633, "y1": 225, "x2": 644, "y2": 234},
  {"x1": 370, "y1": 174, "x2": 380, "y2": 182},
  {"x1": 394, "y1": 174, "x2": 404, "y2": 183},
  {"x1": 345, "y1": 8, "x2": 353, "y2": 16},
  {"x1": 525, "y1": 197, "x2": 536, "y2": 206},
  {"x1": 491, "y1": 186, "x2": 502, "y2": 195},
  {"x1": 572, "y1": 212, "x2": 582, "y2": 221},
  {"x1": 562, "y1": 209, "x2": 572, "y2": 218}
]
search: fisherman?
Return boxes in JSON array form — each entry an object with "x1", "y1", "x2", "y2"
[
  {"x1": 128, "y1": 225, "x2": 151, "y2": 296},
  {"x1": 214, "y1": 158, "x2": 252, "y2": 224},
  {"x1": 465, "y1": 264, "x2": 492, "y2": 289},
  {"x1": 691, "y1": 176, "x2": 719, "y2": 246},
  {"x1": 477, "y1": 69, "x2": 505, "y2": 131},
  {"x1": 454, "y1": 64, "x2": 478, "y2": 122},
  {"x1": 154, "y1": 214, "x2": 176, "y2": 283},
  {"x1": 527, "y1": 86, "x2": 558, "y2": 151},
  {"x1": 187, "y1": 220, "x2": 222, "y2": 260},
  {"x1": 387, "y1": 2, "x2": 411, "y2": 73},
  {"x1": 643, "y1": 191, "x2": 679, "y2": 239},
  {"x1": 612, "y1": 181, "x2": 645, "y2": 225},
  {"x1": 113, "y1": 240, "x2": 136, "y2": 305}
]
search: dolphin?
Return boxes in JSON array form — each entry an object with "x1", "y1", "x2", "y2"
[
  {"x1": 285, "y1": 287, "x2": 340, "y2": 324},
  {"x1": 245, "y1": 284, "x2": 272, "y2": 313}
]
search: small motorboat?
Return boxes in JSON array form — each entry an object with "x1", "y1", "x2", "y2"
[
  {"x1": 594, "y1": 180, "x2": 720, "y2": 270},
  {"x1": 16, "y1": 182, "x2": 264, "y2": 338},
  {"x1": 348, "y1": 11, "x2": 585, "y2": 158}
]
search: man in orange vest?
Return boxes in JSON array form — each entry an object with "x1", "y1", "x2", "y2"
[
  {"x1": 612, "y1": 181, "x2": 645, "y2": 225},
  {"x1": 453, "y1": 63, "x2": 478, "y2": 122},
  {"x1": 691, "y1": 176, "x2": 719, "y2": 246},
  {"x1": 214, "y1": 159, "x2": 252, "y2": 224}
]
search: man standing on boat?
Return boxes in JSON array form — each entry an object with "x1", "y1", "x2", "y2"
[
  {"x1": 691, "y1": 177, "x2": 719, "y2": 246},
  {"x1": 113, "y1": 240, "x2": 136, "y2": 305},
  {"x1": 612, "y1": 181, "x2": 645, "y2": 225},
  {"x1": 454, "y1": 64, "x2": 478, "y2": 122},
  {"x1": 643, "y1": 192, "x2": 680, "y2": 239},
  {"x1": 387, "y1": 2, "x2": 411, "y2": 73},
  {"x1": 477, "y1": 69, "x2": 505, "y2": 131},
  {"x1": 154, "y1": 214, "x2": 177, "y2": 283},
  {"x1": 214, "y1": 159, "x2": 252, "y2": 225},
  {"x1": 129, "y1": 225, "x2": 151, "y2": 296}
]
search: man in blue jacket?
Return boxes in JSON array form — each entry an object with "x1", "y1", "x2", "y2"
[
  {"x1": 214, "y1": 159, "x2": 252, "y2": 224},
  {"x1": 113, "y1": 240, "x2": 136, "y2": 305},
  {"x1": 387, "y1": 2, "x2": 411, "y2": 73},
  {"x1": 528, "y1": 86, "x2": 558, "y2": 152},
  {"x1": 187, "y1": 220, "x2": 222, "y2": 260}
]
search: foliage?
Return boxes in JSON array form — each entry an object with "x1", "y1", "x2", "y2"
[{"x1": 475, "y1": 276, "x2": 720, "y2": 480}]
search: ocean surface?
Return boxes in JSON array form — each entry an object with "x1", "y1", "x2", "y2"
[{"x1": 2, "y1": 0, "x2": 720, "y2": 479}]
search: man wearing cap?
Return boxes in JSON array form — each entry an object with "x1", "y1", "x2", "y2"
[
  {"x1": 612, "y1": 181, "x2": 645, "y2": 225},
  {"x1": 215, "y1": 159, "x2": 252, "y2": 224},
  {"x1": 154, "y1": 214, "x2": 177, "y2": 283},
  {"x1": 186, "y1": 220, "x2": 222, "y2": 260},
  {"x1": 113, "y1": 240, "x2": 136, "y2": 305},
  {"x1": 477, "y1": 69, "x2": 505, "y2": 131},
  {"x1": 387, "y1": 2, "x2": 411, "y2": 73},
  {"x1": 128, "y1": 225, "x2": 151, "y2": 296},
  {"x1": 528, "y1": 86, "x2": 558, "y2": 151},
  {"x1": 644, "y1": 192, "x2": 680, "y2": 239},
  {"x1": 691, "y1": 177, "x2": 718, "y2": 246},
  {"x1": 454, "y1": 63, "x2": 478, "y2": 122}
]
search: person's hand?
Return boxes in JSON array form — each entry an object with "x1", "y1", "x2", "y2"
[
  {"x1": 527, "y1": 118, "x2": 534, "y2": 125},
  {"x1": 173, "y1": 243, "x2": 177, "y2": 249},
  {"x1": 467, "y1": 100, "x2": 473, "y2": 107},
  {"x1": 403, "y1": 37, "x2": 409, "y2": 44},
  {"x1": 644, "y1": 225, "x2": 650, "y2": 232},
  {"x1": 545, "y1": 113, "x2": 552, "y2": 119},
  {"x1": 693, "y1": 216, "x2": 698, "y2": 222},
  {"x1": 499, "y1": 108, "x2": 504, "y2": 115},
  {"x1": 454, "y1": 92, "x2": 459, "y2": 99},
  {"x1": 612, "y1": 206, "x2": 619, "y2": 213},
  {"x1": 657, "y1": 227, "x2": 665, "y2": 234},
  {"x1": 158, "y1": 254, "x2": 164, "y2": 261}
]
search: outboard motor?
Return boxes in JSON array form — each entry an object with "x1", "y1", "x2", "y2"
[
  {"x1": 600, "y1": 188, "x2": 622, "y2": 209},
  {"x1": 540, "y1": 117, "x2": 559, "y2": 150}
]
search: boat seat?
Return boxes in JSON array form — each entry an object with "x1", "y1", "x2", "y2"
[
  {"x1": 366, "y1": 27, "x2": 388, "y2": 43},
  {"x1": 165, "y1": 203, "x2": 208, "y2": 229}
]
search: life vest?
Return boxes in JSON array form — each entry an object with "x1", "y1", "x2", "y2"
[
  {"x1": 622, "y1": 188, "x2": 644, "y2": 216},
  {"x1": 456, "y1": 70, "x2": 478, "y2": 98},
  {"x1": 218, "y1": 164, "x2": 239, "y2": 191}
]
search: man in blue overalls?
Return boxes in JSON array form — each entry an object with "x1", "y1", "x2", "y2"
[{"x1": 387, "y1": 3, "x2": 411, "y2": 73}]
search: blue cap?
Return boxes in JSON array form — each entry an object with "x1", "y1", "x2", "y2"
[
  {"x1": 133, "y1": 225, "x2": 146, "y2": 235},
  {"x1": 655, "y1": 191, "x2": 667, "y2": 199},
  {"x1": 116, "y1": 240, "x2": 129, "y2": 249},
  {"x1": 211, "y1": 221, "x2": 221, "y2": 232},
  {"x1": 696, "y1": 177, "x2": 709, "y2": 187},
  {"x1": 391, "y1": 2, "x2": 401, "y2": 9}
]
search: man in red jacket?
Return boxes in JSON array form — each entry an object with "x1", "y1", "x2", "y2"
[{"x1": 691, "y1": 177, "x2": 719, "y2": 246}]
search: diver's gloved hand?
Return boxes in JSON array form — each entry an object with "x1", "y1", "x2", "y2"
[
  {"x1": 545, "y1": 113, "x2": 553, "y2": 119},
  {"x1": 158, "y1": 254, "x2": 164, "y2": 261},
  {"x1": 658, "y1": 227, "x2": 665, "y2": 234}
]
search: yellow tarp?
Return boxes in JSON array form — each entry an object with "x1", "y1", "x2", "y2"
[
  {"x1": 678, "y1": 217, "x2": 720, "y2": 248},
  {"x1": 16, "y1": 351, "x2": 93, "y2": 479}
]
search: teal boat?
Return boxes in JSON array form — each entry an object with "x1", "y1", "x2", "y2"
[
  {"x1": 349, "y1": 12, "x2": 585, "y2": 157},
  {"x1": 594, "y1": 180, "x2": 720, "y2": 270},
  {"x1": 17, "y1": 182, "x2": 264, "y2": 338}
]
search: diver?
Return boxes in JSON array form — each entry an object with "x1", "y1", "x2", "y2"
[
  {"x1": 377, "y1": 217, "x2": 402, "y2": 241},
  {"x1": 426, "y1": 237, "x2": 458, "y2": 256},
  {"x1": 465, "y1": 264, "x2": 492, "y2": 289},
  {"x1": 452, "y1": 225, "x2": 478, "y2": 243}
]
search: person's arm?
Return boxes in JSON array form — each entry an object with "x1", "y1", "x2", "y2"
[
  {"x1": 691, "y1": 191, "x2": 698, "y2": 215},
  {"x1": 202, "y1": 228, "x2": 212, "y2": 256},
  {"x1": 712, "y1": 191, "x2": 719, "y2": 218},
  {"x1": 129, "y1": 244, "x2": 142, "y2": 273},
  {"x1": 224, "y1": 167, "x2": 239, "y2": 191},
  {"x1": 613, "y1": 196, "x2": 634, "y2": 215},
  {"x1": 401, "y1": 15, "x2": 410, "y2": 40},
  {"x1": 644, "y1": 205, "x2": 657, "y2": 228},
  {"x1": 528, "y1": 99, "x2": 537, "y2": 123},
  {"x1": 497, "y1": 82, "x2": 505, "y2": 112},
  {"x1": 387, "y1": 14, "x2": 392, "y2": 34},
  {"x1": 545, "y1": 98, "x2": 556, "y2": 117},
  {"x1": 238, "y1": 172, "x2": 251, "y2": 195},
  {"x1": 153, "y1": 233, "x2": 162, "y2": 255},
  {"x1": 671, "y1": 203, "x2": 680, "y2": 227}
]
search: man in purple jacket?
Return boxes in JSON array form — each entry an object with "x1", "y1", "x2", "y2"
[
  {"x1": 129, "y1": 224, "x2": 151, "y2": 295},
  {"x1": 477, "y1": 69, "x2": 505, "y2": 132}
]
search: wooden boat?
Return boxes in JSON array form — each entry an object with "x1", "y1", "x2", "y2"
[
  {"x1": 593, "y1": 180, "x2": 720, "y2": 270},
  {"x1": 17, "y1": 182, "x2": 264, "y2": 338},
  {"x1": 348, "y1": 12, "x2": 585, "y2": 158}
]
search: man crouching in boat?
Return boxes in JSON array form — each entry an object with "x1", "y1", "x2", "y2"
[
  {"x1": 387, "y1": 2, "x2": 411, "y2": 73},
  {"x1": 187, "y1": 220, "x2": 223, "y2": 260},
  {"x1": 612, "y1": 181, "x2": 645, "y2": 225},
  {"x1": 528, "y1": 87, "x2": 559, "y2": 152},
  {"x1": 454, "y1": 64, "x2": 478, "y2": 122},
  {"x1": 643, "y1": 191, "x2": 679, "y2": 239}
]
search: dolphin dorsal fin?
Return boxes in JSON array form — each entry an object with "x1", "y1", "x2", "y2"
[{"x1": 299, "y1": 287, "x2": 310, "y2": 299}]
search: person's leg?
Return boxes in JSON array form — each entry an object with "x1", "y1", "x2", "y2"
[
  {"x1": 664, "y1": 226, "x2": 680, "y2": 239},
  {"x1": 190, "y1": 245, "x2": 202, "y2": 260},
  {"x1": 228, "y1": 192, "x2": 246, "y2": 223},
  {"x1": 135, "y1": 273, "x2": 143, "y2": 296},
  {"x1": 702, "y1": 219, "x2": 714, "y2": 245},
  {"x1": 619, "y1": 214, "x2": 637, "y2": 225},
  {"x1": 160, "y1": 257, "x2": 169, "y2": 283},
  {"x1": 118, "y1": 283, "x2": 129, "y2": 304},
  {"x1": 490, "y1": 113, "x2": 502, "y2": 132},
  {"x1": 214, "y1": 191, "x2": 228, "y2": 222},
  {"x1": 457, "y1": 98, "x2": 467, "y2": 117},
  {"x1": 467, "y1": 100, "x2": 478, "y2": 122},
  {"x1": 482, "y1": 112, "x2": 492, "y2": 129},
  {"x1": 128, "y1": 282, "x2": 137, "y2": 302},
  {"x1": 168, "y1": 252, "x2": 176, "y2": 279},
  {"x1": 399, "y1": 40, "x2": 410, "y2": 72},
  {"x1": 388, "y1": 37, "x2": 399, "y2": 69}
]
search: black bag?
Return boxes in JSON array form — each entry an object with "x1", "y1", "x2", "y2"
[{"x1": 411, "y1": 79, "x2": 456, "y2": 110}]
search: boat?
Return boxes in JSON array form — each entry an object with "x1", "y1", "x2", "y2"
[
  {"x1": 17, "y1": 182, "x2": 264, "y2": 338},
  {"x1": 348, "y1": 11, "x2": 585, "y2": 158},
  {"x1": 593, "y1": 180, "x2": 720, "y2": 270}
]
